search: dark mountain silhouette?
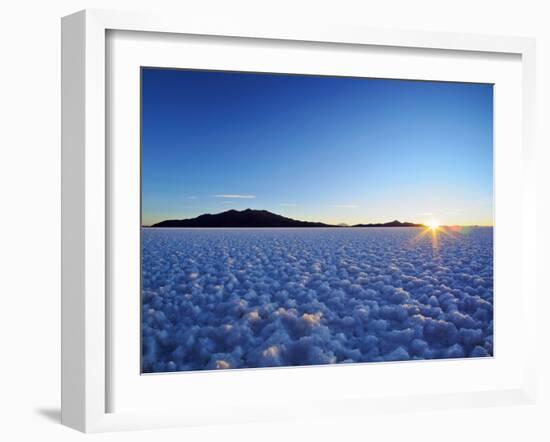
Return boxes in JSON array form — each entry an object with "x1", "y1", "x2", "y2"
[
  {"x1": 353, "y1": 220, "x2": 425, "y2": 228},
  {"x1": 151, "y1": 209, "x2": 332, "y2": 228},
  {"x1": 149, "y1": 210, "x2": 426, "y2": 228}
]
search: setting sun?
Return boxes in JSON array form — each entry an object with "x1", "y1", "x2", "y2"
[{"x1": 427, "y1": 219, "x2": 440, "y2": 230}]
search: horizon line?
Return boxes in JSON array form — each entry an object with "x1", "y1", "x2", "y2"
[
  {"x1": 141, "y1": 208, "x2": 493, "y2": 228},
  {"x1": 142, "y1": 224, "x2": 494, "y2": 228}
]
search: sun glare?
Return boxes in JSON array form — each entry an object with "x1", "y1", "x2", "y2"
[{"x1": 427, "y1": 219, "x2": 440, "y2": 230}]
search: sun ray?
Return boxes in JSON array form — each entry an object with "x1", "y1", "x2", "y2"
[{"x1": 409, "y1": 220, "x2": 459, "y2": 256}]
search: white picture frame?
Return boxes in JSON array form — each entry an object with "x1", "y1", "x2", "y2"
[{"x1": 61, "y1": 9, "x2": 537, "y2": 433}]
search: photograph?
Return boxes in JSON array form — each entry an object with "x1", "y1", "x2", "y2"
[{"x1": 140, "y1": 67, "x2": 494, "y2": 373}]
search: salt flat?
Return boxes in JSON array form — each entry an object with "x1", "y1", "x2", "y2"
[{"x1": 141, "y1": 227, "x2": 493, "y2": 373}]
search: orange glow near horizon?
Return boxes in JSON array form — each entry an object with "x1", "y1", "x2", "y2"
[{"x1": 411, "y1": 222, "x2": 466, "y2": 255}]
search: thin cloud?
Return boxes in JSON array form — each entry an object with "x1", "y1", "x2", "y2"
[{"x1": 213, "y1": 194, "x2": 256, "y2": 199}]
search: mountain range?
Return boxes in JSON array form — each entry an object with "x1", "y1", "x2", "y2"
[{"x1": 149, "y1": 209, "x2": 425, "y2": 228}]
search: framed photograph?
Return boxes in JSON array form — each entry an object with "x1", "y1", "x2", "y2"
[{"x1": 61, "y1": 9, "x2": 537, "y2": 432}]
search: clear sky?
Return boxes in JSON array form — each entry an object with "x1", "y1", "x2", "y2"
[{"x1": 141, "y1": 68, "x2": 493, "y2": 227}]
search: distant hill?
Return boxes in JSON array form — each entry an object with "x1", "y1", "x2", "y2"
[
  {"x1": 149, "y1": 210, "x2": 426, "y2": 228},
  {"x1": 150, "y1": 209, "x2": 332, "y2": 228},
  {"x1": 353, "y1": 220, "x2": 425, "y2": 228}
]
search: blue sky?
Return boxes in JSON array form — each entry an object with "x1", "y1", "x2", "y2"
[{"x1": 141, "y1": 68, "x2": 493, "y2": 226}]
